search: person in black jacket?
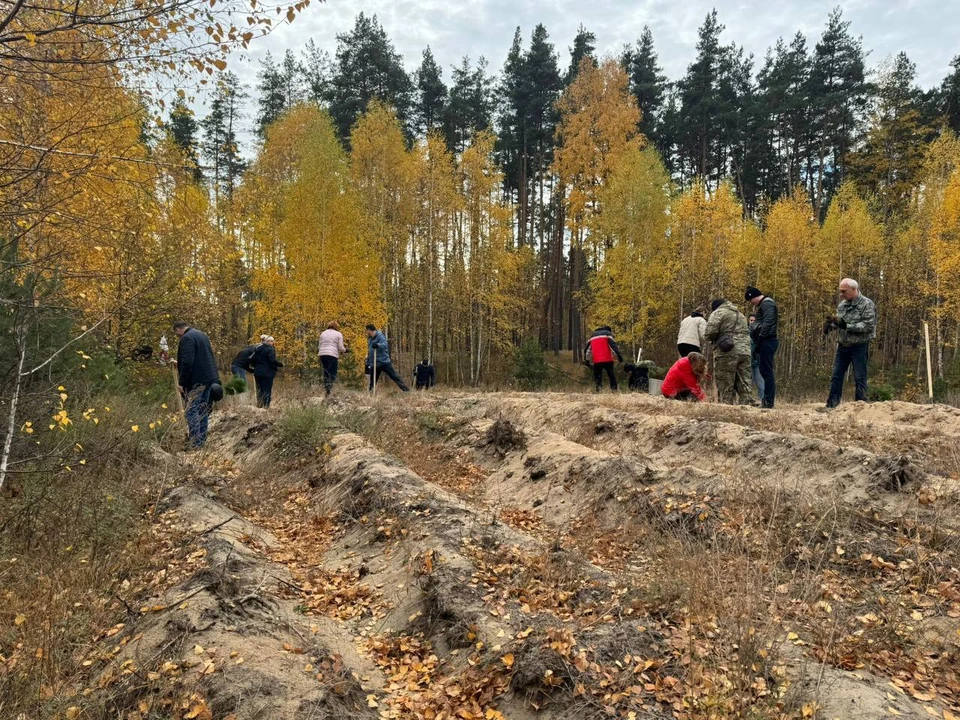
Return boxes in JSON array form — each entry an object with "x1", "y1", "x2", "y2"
[
  {"x1": 414, "y1": 359, "x2": 436, "y2": 390},
  {"x1": 173, "y1": 322, "x2": 220, "y2": 448},
  {"x1": 251, "y1": 335, "x2": 284, "y2": 408},
  {"x1": 745, "y1": 286, "x2": 779, "y2": 408},
  {"x1": 230, "y1": 336, "x2": 264, "y2": 381}
]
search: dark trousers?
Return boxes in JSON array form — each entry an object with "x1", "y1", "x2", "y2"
[
  {"x1": 827, "y1": 343, "x2": 869, "y2": 407},
  {"x1": 756, "y1": 337, "x2": 778, "y2": 408},
  {"x1": 369, "y1": 362, "x2": 409, "y2": 392},
  {"x1": 230, "y1": 364, "x2": 247, "y2": 381},
  {"x1": 593, "y1": 361, "x2": 617, "y2": 390},
  {"x1": 677, "y1": 343, "x2": 700, "y2": 358},
  {"x1": 320, "y1": 355, "x2": 339, "y2": 395},
  {"x1": 185, "y1": 382, "x2": 214, "y2": 448},
  {"x1": 666, "y1": 389, "x2": 695, "y2": 402},
  {"x1": 255, "y1": 374, "x2": 275, "y2": 408}
]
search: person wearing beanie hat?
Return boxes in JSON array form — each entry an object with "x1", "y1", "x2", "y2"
[{"x1": 745, "y1": 286, "x2": 779, "y2": 408}]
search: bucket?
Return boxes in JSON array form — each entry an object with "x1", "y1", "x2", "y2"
[{"x1": 648, "y1": 378, "x2": 663, "y2": 396}]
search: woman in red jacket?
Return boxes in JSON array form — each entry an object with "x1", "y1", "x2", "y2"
[{"x1": 661, "y1": 352, "x2": 708, "y2": 402}]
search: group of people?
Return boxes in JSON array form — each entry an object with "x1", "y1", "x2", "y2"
[
  {"x1": 657, "y1": 278, "x2": 876, "y2": 408},
  {"x1": 172, "y1": 320, "x2": 435, "y2": 448},
  {"x1": 172, "y1": 277, "x2": 876, "y2": 448}
]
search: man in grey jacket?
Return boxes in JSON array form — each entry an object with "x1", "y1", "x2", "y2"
[{"x1": 824, "y1": 278, "x2": 877, "y2": 408}]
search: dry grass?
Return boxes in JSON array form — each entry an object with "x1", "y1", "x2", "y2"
[{"x1": 0, "y1": 394, "x2": 185, "y2": 719}]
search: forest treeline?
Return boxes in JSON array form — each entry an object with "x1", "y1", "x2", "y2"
[{"x1": 6, "y1": 7, "x2": 960, "y2": 391}]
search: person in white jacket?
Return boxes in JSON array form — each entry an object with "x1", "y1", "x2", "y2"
[
  {"x1": 676, "y1": 309, "x2": 707, "y2": 358},
  {"x1": 318, "y1": 321, "x2": 349, "y2": 395}
]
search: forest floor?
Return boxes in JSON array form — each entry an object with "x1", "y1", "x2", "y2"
[{"x1": 73, "y1": 390, "x2": 960, "y2": 720}]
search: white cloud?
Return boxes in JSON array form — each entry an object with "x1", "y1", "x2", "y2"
[{"x1": 203, "y1": 0, "x2": 960, "y2": 152}]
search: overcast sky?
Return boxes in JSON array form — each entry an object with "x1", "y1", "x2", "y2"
[{"x1": 214, "y1": 0, "x2": 960, "y2": 151}]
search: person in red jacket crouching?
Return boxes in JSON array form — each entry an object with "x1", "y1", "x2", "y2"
[{"x1": 661, "y1": 352, "x2": 709, "y2": 402}]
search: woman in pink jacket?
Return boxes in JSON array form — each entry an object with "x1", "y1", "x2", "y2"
[{"x1": 318, "y1": 321, "x2": 348, "y2": 396}]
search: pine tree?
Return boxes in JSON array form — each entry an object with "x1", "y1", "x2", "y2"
[
  {"x1": 808, "y1": 8, "x2": 868, "y2": 216},
  {"x1": 756, "y1": 32, "x2": 812, "y2": 202},
  {"x1": 497, "y1": 27, "x2": 528, "y2": 242},
  {"x1": 522, "y1": 24, "x2": 562, "y2": 249},
  {"x1": 328, "y1": 13, "x2": 413, "y2": 145},
  {"x1": 413, "y1": 47, "x2": 447, "y2": 137},
  {"x1": 256, "y1": 50, "x2": 303, "y2": 138},
  {"x1": 201, "y1": 71, "x2": 248, "y2": 203},
  {"x1": 677, "y1": 10, "x2": 725, "y2": 184},
  {"x1": 565, "y1": 25, "x2": 596, "y2": 85},
  {"x1": 941, "y1": 56, "x2": 960, "y2": 134},
  {"x1": 625, "y1": 27, "x2": 666, "y2": 144},
  {"x1": 443, "y1": 56, "x2": 493, "y2": 154},
  {"x1": 168, "y1": 98, "x2": 203, "y2": 180},
  {"x1": 302, "y1": 40, "x2": 332, "y2": 107}
]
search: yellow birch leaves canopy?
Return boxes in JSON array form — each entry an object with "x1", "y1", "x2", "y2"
[{"x1": 236, "y1": 105, "x2": 385, "y2": 359}]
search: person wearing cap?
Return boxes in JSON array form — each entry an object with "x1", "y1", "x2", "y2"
[
  {"x1": 251, "y1": 335, "x2": 284, "y2": 408},
  {"x1": 745, "y1": 286, "x2": 778, "y2": 408},
  {"x1": 676, "y1": 308, "x2": 707, "y2": 358},
  {"x1": 414, "y1": 358, "x2": 436, "y2": 390}
]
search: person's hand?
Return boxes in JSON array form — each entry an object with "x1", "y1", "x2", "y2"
[{"x1": 835, "y1": 317, "x2": 847, "y2": 329}]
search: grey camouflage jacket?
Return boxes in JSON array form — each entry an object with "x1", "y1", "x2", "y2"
[{"x1": 836, "y1": 294, "x2": 877, "y2": 346}]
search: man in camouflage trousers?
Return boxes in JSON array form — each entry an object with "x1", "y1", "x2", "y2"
[
  {"x1": 824, "y1": 278, "x2": 877, "y2": 408},
  {"x1": 705, "y1": 298, "x2": 757, "y2": 405}
]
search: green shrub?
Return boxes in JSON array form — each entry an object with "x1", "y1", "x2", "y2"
[
  {"x1": 224, "y1": 375, "x2": 247, "y2": 395},
  {"x1": 513, "y1": 340, "x2": 551, "y2": 390},
  {"x1": 276, "y1": 404, "x2": 331, "y2": 454},
  {"x1": 867, "y1": 383, "x2": 894, "y2": 402}
]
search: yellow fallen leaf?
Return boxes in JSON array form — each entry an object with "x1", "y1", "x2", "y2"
[
  {"x1": 14, "y1": 614, "x2": 26, "y2": 626},
  {"x1": 65, "y1": 708, "x2": 81, "y2": 720},
  {"x1": 501, "y1": 653, "x2": 515, "y2": 668},
  {"x1": 366, "y1": 694, "x2": 379, "y2": 708}
]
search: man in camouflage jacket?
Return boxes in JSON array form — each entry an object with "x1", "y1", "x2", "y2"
[
  {"x1": 824, "y1": 278, "x2": 877, "y2": 408},
  {"x1": 705, "y1": 298, "x2": 757, "y2": 405}
]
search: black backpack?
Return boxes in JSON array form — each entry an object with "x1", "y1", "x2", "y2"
[{"x1": 236, "y1": 344, "x2": 258, "y2": 370}]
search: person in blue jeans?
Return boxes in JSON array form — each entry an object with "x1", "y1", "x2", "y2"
[
  {"x1": 824, "y1": 278, "x2": 877, "y2": 408},
  {"x1": 174, "y1": 321, "x2": 220, "y2": 448},
  {"x1": 745, "y1": 286, "x2": 778, "y2": 408}
]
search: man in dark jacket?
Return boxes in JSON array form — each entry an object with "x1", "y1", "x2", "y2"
[
  {"x1": 414, "y1": 359, "x2": 436, "y2": 390},
  {"x1": 174, "y1": 321, "x2": 219, "y2": 448},
  {"x1": 251, "y1": 336, "x2": 284, "y2": 408},
  {"x1": 745, "y1": 286, "x2": 778, "y2": 408},
  {"x1": 366, "y1": 324, "x2": 409, "y2": 393}
]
